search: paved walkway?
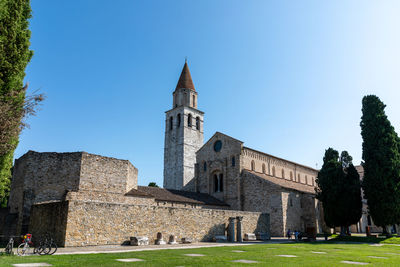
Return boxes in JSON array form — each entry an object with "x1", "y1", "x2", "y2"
[{"x1": 54, "y1": 238, "x2": 301, "y2": 255}]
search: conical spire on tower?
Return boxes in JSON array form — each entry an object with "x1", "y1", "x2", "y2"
[{"x1": 175, "y1": 61, "x2": 195, "y2": 91}]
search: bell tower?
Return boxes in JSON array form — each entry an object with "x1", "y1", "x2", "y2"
[{"x1": 163, "y1": 61, "x2": 204, "y2": 190}]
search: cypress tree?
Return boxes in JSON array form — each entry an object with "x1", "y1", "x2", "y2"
[
  {"x1": 0, "y1": 0, "x2": 33, "y2": 206},
  {"x1": 360, "y1": 95, "x2": 400, "y2": 232},
  {"x1": 316, "y1": 149, "x2": 362, "y2": 234}
]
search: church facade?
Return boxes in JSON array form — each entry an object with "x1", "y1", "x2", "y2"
[{"x1": 163, "y1": 62, "x2": 324, "y2": 236}]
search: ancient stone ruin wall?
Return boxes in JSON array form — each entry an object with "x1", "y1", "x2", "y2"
[
  {"x1": 79, "y1": 152, "x2": 137, "y2": 193},
  {"x1": 30, "y1": 200, "x2": 269, "y2": 247}
]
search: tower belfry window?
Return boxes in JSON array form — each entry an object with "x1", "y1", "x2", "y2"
[
  {"x1": 177, "y1": 114, "x2": 181, "y2": 127},
  {"x1": 169, "y1": 117, "x2": 173, "y2": 130},
  {"x1": 188, "y1": 114, "x2": 192, "y2": 127},
  {"x1": 193, "y1": 95, "x2": 196, "y2": 107},
  {"x1": 196, "y1": 117, "x2": 200, "y2": 130}
]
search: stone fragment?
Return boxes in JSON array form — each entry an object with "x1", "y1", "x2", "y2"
[
  {"x1": 231, "y1": 260, "x2": 258, "y2": 263},
  {"x1": 130, "y1": 236, "x2": 149, "y2": 246},
  {"x1": 369, "y1": 244, "x2": 384, "y2": 247},
  {"x1": 155, "y1": 232, "x2": 166, "y2": 245},
  {"x1": 184, "y1": 254, "x2": 204, "y2": 257},
  {"x1": 367, "y1": 256, "x2": 387, "y2": 259},
  {"x1": 116, "y1": 258, "x2": 144, "y2": 262},
  {"x1": 181, "y1": 237, "x2": 193, "y2": 244},
  {"x1": 213, "y1": 235, "x2": 227, "y2": 242},
  {"x1": 12, "y1": 264, "x2": 52, "y2": 267},
  {"x1": 244, "y1": 233, "x2": 257, "y2": 241},
  {"x1": 311, "y1": 251, "x2": 327, "y2": 254},
  {"x1": 232, "y1": 250, "x2": 246, "y2": 253},
  {"x1": 340, "y1": 261, "x2": 369, "y2": 265},
  {"x1": 168, "y1": 235, "x2": 178, "y2": 244}
]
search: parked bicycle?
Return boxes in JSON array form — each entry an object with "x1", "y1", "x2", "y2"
[
  {"x1": 2, "y1": 237, "x2": 14, "y2": 255},
  {"x1": 16, "y1": 233, "x2": 58, "y2": 256},
  {"x1": 17, "y1": 234, "x2": 33, "y2": 256}
]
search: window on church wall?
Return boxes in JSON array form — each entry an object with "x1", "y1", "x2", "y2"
[
  {"x1": 213, "y1": 173, "x2": 223, "y2": 192},
  {"x1": 272, "y1": 166, "x2": 275, "y2": 176},
  {"x1": 169, "y1": 117, "x2": 173, "y2": 130},
  {"x1": 232, "y1": 156, "x2": 236, "y2": 167},
  {"x1": 312, "y1": 177, "x2": 314, "y2": 186},
  {"x1": 262, "y1": 163, "x2": 266, "y2": 174},
  {"x1": 305, "y1": 175, "x2": 308, "y2": 184},
  {"x1": 177, "y1": 114, "x2": 181, "y2": 127},
  {"x1": 298, "y1": 174, "x2": 300, "y2": 182},
  {"x1": 214, "y1": 174, "x2": 218, "y2": 192},
  {"x1": 251, "y1": 160, "x2": 255, "y2": 171},
  {"x1": 290, "y1": 198, "x2": 293, "y2": 207},
  {"x1": 188, "y1": 114, "x2": 192, "y2": 127},
  {"x1": 196, "y1": 117, "x2": 200, "y2": 130},
  {"x1": 290, "y1": 171, "x2": 293, "y2": 181},
  {"x1": 203, "y1": 162, "x2": 207, "y2": 172},
  {"x1": 282, "y1": 169, "x2": 285, "y2": 179}
]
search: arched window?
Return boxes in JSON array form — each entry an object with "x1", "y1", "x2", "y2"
[
  {"x1": 214, "y1": 173, "x2": 223, "y2": 192},
  {"x1": 177, "y1": 114, "x2": 181, "y2": 127},
  {"x1": 188, "y1": 114, "x2": 192, "y2": 127},
  {"x1": 232, "y1": 156, "x2": 236, "y2": 167},
  {"x1": 203, "y1": 162, "x2": 207, "y2": 172},
  {"x1": 251, "y1": 160, "x2": 255, "y2": 171},
  {"x1": 290, "y1": 171, "x2": 293, "y2": 181},
  {"x1": 169, "y1": 117, "x2": 173, "y2": 130},
  {"x1": 282, "y1": 169, "x2": 285, "y2": 179},
  {"x1": 262, "y1": 163, "x2": 266, "y2": 174},
  {"x1": 196, "y1": 117, "x2": 200, "y2": 130},
  {"x1": 272, "y1": 166, "x2": 276, "y2": 176},
  {"x1": 192, "y1": 95, "x2": 196, "y2": 107}
]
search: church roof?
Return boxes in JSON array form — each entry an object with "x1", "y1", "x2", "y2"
[
  {"x1": 243, "y1": 169, "x2": 316, "y2": 194},
  {"x1": 175, "y1": 61, "x2": 195, "y2": 91},
  {"x1": 127, "y1": 186, "x2": 229, "y2": 207}
]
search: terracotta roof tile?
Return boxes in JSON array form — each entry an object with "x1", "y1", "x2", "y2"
[{"x1": 175, "y1": 62, "x2": 195, "y2": 91}]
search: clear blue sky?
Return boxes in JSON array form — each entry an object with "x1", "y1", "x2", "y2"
[{"x1": 17, "y1": 0, "x2": 400, "y2": 186}]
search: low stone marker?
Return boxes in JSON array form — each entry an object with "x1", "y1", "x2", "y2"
[
  {"x1": 130, "y1": 236, "x2": 149, "y2": 246},
  {"x1": 232, "y1": 250, "x2": 245, "y2": 253},
  {"x1": 231, "y1": 260, "x2": 258, "y2": 263},
  {"x1": 116, "y1": 258, "x2": 144, "y2": 262},
  {"x1": 12, "y1": 264, "x2": 52, "y2": 267},
  {"x1": 181, "y1": 237, "x2": 193, "y2": 244},
  {"x1": 155, "y1": 232, "x2": 166, "y2": 245},
  {"x1": 213, "y1": 235, "x2": 227, "y2": 242},
  {"x1": 276, "y1": 255, "x2": 298, "y2": 258},
  {"x1": 311, "y1": 251, "x2": 327, "y2": 254},
  {"x1": 256, "y1": 232, "x2": 270, "y2": 240},
  {"x1": 340, "y1": 261, "x2": 369, "y2": 265},
  {"x1": 367, "y1": 256, "x2": 387, "y2": 259},
  {"x1": 184, "y1": 254, "x2": 204, "y2": 257},
  {"x1": 244, "y1": 233, "x2": 257, "y2": 241},
  {"x1": 168, "y1": 235, "x2": 178, "y2": 245}
]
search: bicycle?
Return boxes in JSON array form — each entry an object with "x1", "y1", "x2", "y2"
[
  {"x1": 17, "y1": 234, "x2": 33, "y2": 256},
  {"x1": 3, "y1": 237, "x2": 14, "y2": 255}
]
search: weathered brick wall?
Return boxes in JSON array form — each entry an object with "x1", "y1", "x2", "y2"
[
  {"x1": 62, "y1": 200, "x2": 269, "y2": 247},
  {"x1": 79, "y1": 152, "x2": 137, "y2": 193},
  {"x1": 29, "y1": 201, "x2": 69, "y2": 246}
]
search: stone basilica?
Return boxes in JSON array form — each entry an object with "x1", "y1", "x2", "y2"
[{"x1": 0, "y1": 62, "x2": 324, "y2": 247}]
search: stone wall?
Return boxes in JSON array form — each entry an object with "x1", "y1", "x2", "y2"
[
  {"x1": 79, "y1": 152, "x2": 137, "y2": 193},
  {"x1": 29, "y1": 201, "x2": 69, "y2": 246},
  {"x1": 29, "y1": 200, "x2": 269, "y2": 247}
]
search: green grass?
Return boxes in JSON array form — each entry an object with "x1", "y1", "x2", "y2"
[
  {"x1": 2, "y1": 242, "x2": 400, "y2": 266},
  {"x1": 329, "y1": 234, "x2": 400, "y2": 244}
]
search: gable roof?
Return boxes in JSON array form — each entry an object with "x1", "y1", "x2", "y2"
[
  {"x1": 127, "y1": 186, "x2": 229, "y2": 207},
  {"x1": 243, "y1": 169, "x2": 316, "y2": 194},
  {"x1": 197, "y1": 131, "x2": 243, "y2": 155}
]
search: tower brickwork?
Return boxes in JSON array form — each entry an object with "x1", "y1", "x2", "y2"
[{"x1": 163, "y1": 62, "x2": 204, "y2": 190}]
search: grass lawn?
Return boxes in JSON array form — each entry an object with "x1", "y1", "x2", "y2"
[{"x1": 1, "y1": 242, "x2": 400, "y2": 266}]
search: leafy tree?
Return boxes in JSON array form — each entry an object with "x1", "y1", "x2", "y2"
[
  {"x1": 0, "y1": 0, "x2": 42, "y2": 207},
  {"x1": 148, "y1": 182, "x2": 159, "y2": 187},
  {"x1": 360, "y1": 95, "x2": 400, "y2": 233},
  {"x1": 316, "y1": 149, "x2": 362, "y2": 235}
]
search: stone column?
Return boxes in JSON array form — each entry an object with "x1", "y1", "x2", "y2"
[
  {"x1": 236, "y1": 216, "x2": 243, "y2": 242},
  {"x1": 228, "y1": 217, "x2": 235, "y2": 242}
]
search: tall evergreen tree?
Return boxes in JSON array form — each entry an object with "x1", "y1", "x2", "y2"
[
  {"x1": 0, "y1": 0, "x2": 33, "y2": 206},
  {"x1": 360, "y1": 95, "x2": 400, "y2": 232},
  {"x1": 316, "y1": 149, "x2": 362, "y2": 234}
]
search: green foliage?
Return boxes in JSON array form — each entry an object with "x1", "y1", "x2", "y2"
[
  {"x1": 316, "y1": 148, "x2": 362, "y2": 230},
  {"x1": 360, "y1": 95, "x2": 400, "y2": 227},
  {"x1": 148, "y1": 182, "x2": 159, "y2": 187},
  {"x1": 0, "y1": 0, "x2": 33, "y2": 203}
]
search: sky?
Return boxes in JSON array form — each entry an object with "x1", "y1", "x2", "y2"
[{"x1": 17, "y1": 0, "x2": 400, "y2": 186}]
